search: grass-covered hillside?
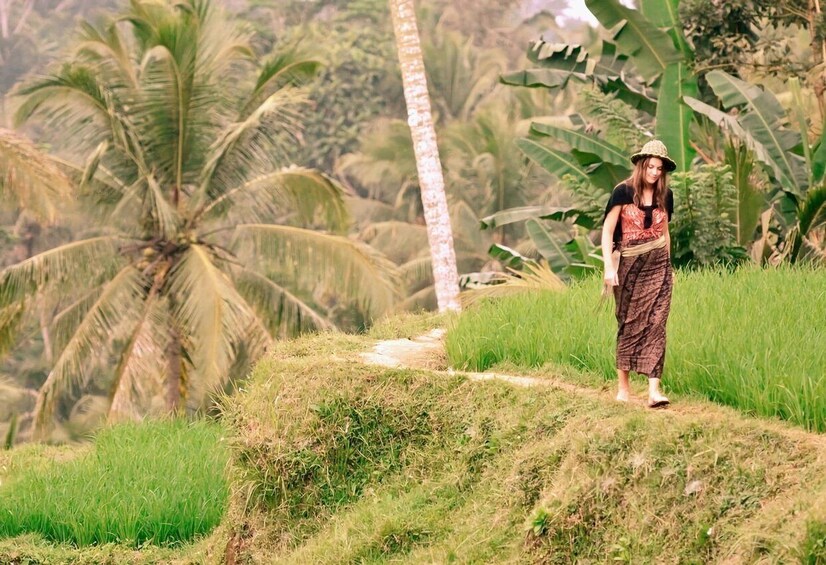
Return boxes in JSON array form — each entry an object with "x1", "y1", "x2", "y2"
[
  {"x1": 218, "y1": 329, "x2": 826, "y2": 563},
  {"x1": 1, "y1": 315, "x2": 825, "y2": 563}
]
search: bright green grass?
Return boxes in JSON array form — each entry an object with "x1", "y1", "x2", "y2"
[
  {"x1": 0, "y1": 418, "x2": 230, "y2": 547},
  {"x1": 445, "y1": 266, "x2": 826, "y2": 432}
]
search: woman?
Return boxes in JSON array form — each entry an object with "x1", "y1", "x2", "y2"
[{"x1": 601, "y1": 139, "x2": 675, "y2": 408}]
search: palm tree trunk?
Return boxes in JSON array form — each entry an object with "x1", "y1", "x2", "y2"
[
  {"x1": 811, "y1": 0, "x2": 826, "y2": 120},
  {"x1": 389, "y1": 0, "x2": 461, "y2": 312},
  {"x1": 166, "y1": 325, "x2": 182, "y2": 412}
]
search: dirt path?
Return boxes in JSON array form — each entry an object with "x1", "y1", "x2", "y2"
[
  {"x1": 360, "y1": 329, "x2": 620, "y2": 405},
  {"x1": 360, "y1": 329, "x2": 826, "y2": 440}
]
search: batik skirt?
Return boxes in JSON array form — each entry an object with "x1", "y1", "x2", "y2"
[{"x1": 612, "y1": 240, "x2": 673, "y2": 379}]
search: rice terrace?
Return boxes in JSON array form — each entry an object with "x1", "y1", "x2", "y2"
[{"x1": 0, "y1": 0, "x2": 824, "y2": 563}]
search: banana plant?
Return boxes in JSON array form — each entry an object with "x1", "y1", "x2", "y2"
[
  {"x1": 480, "y1": 205, "x2": 604, "y2": 281},
  {"x1": 684, "y1": 72, "x2": 825, "y2": 262},
  {"x1": 501, "y1": 0, "x2": 698, "y2": 174}
]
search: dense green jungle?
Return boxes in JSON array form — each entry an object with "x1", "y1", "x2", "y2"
[{"x1": 0, "y1": 0, "x2": 824, "y2": 562}]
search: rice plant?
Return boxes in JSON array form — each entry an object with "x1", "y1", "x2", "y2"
[
  {"x1": 0, "y1": 418, "x2": 229, "y2": 547},
  {"x1": 445, "y1": 266, "x2": 826, "y2": 432}
]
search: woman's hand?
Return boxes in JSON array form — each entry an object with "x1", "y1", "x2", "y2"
[{"x1": 604, "y1": 269, "x2": 618, "y2": 287}]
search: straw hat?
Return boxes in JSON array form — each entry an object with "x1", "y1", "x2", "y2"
[{"x1": 630, "y1": 139, "x2": 677, "y2": 172}]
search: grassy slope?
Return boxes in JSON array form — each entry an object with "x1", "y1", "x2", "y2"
[
  {"x1": 2, "y1": 316, "x2": 826, "y2": 563},
  {"x1": 219, "y1": 329, "x2": 826, "y2": 564}
]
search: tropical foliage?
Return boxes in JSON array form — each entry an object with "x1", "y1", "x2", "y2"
[
  {"x1": 686, "y1": 72, "x2": 826, "y2": 263},
  {"x1": 2, "y1": 0, "x2": 398, "y2": 438},
  {"x1": 497, "y1": 0, "x2": 824, "y2": 272}
]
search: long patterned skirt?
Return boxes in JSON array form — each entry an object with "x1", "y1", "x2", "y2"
[{"x1": 612, "y1": 242, "x2": 673, "y2": 379}]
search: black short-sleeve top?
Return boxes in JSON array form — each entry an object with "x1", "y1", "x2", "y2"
[{"x1": 604, "y1": 182, "x2": 674, "y2": 246}]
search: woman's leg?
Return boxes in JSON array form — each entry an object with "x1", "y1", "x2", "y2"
[{"x1": 616, "y1": 369, "x2": 631, "y2": 402}]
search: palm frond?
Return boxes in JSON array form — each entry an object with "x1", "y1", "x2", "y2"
[
  {"x1": 344, "y1": 196, "x2": 398, "y2": 225},
  {"x1": 399, "y1": 285, "x2": 437, "y2": 312},
  {"x1": 400, "y1": 254, "x2": 434, "y2": 289},
  {"x1": 138, "y1": 44, "x2": 194, "y2": 192},
  {"x1": 108, "y1": 292, "x2": 169, "y2": 422},
  {"x1": 0, "y1": 303, "x2": 27, "y2": 358},
  {"x1": 50, "y1": 289, "x2": 101, "y2": 355},
  {"x1": 166, "y1": 244, "x2": 263, "y2": 405},
  {"x1": 199, "y1": 167, "x2": 348, "y2": 238},
  {"x1": 240, "y1": 45, "x2": 323, "y2": 119},
  {"x1": 145, "y1": 174, "x2": 183, "y2": 239},
  {"x1": 234, "y1": 268, "x2": 333, "y2": 338},
  {"x1": 14, "y1": 65, "x2": 111, "y2": 127},
  {"x1": 235, "y1": 224, "x2": 401, "y2": 318},
  {"x1": 423, "y1": 31, "x2": 506, "y2": 122},
  {"x1": 74, "y1": 20, "x2": 139, "y2": 89},
  {"x1": 0, "y1": 128, "x2": 72, "y2": 222},
  {"x1": 130, "y1": 1, "x2": 252, "y2": 192},
  {"x1": 0, "y1": 236, "x2": 123, "y2": 309},
  {"x1": 361, "y1": 221, "x2": 429, "y2": 264},
  {"x1": 196, "y1": 87, "x2": 311, "y2": 208},
  {"x1": 31, "y1": 265, "x2": 150, "y2": 438},
  {"x1": 335, "y1": 119, "x2": 417, "y2": 202}
]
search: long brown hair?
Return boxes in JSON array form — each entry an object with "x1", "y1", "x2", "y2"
[{"x1": 626, "y1": 156, "x2": 668, "y2": 210}]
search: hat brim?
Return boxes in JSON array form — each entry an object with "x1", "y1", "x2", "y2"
[{"x1": 631, "y1": 152, "x2": 677, "y2": 172}]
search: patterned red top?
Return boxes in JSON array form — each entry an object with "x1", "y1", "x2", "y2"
[
  {"x1": 620, "y1": 204, "x2": 668, "y2": 244},
  {"x1": 604, "y1": 183, "x2": 674, "y2": 248}
]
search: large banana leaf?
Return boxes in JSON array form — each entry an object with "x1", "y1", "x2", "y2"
[
  {"x1": 582, "y1": 162, "x2": 631, "y2": 192},
  {"x1": 530, "y1": 123, "x2": 628, "y2": 167},
  {"x1": 525, "y1": 219, "x2": 571, "y2": 273},
  {"x1": 655, "y1": 63, "x2": 697, "y2": 172},
  {"x1": 683, "y1": 95, "x2": 795, "y2": 192},
  {"x1": 527, "y1": 42, "x2": 589, "y2": 71},
  {"x1": 640, "y1": 0, "x2": 698, "y2": 172},
  {"x1": 499, "y1": 68, "x2": 586, "y2": 89},
  {"x1": 480, "y1": 206, "x2": 597, "y2": 230},
  {"x1": 487, "y1": 244, "x2": 532, "y2": 270},
  {"x1": 499, "y1": 43, "x2": 588, "y2": 87},
  {"x1": 601, "y1": 77, "x2": 658, "y2": 115},
  {"x1": 724, "y1": 142, "x2": 767, "y2": 246},
  {"x1": 813, "y1": 134, "x2": 826, "y2": 186},
  {"x1": 500, "y1": 39, "x2": 657, "y2": 116},
  {"x1": 585, "y1": 0, "x2": 682, "y2": 84},
  {"x1": 639, "y1": 0, "x2": 692, "y2": 57},
  {"x1": 705, "y1": 70, "x2": 807, "y2": 195},
  {"x1": 515, "y1": 138, "x2": 590, "y2": 184}
]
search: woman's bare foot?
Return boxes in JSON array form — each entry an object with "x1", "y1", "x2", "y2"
[{"x1": 616, "y1": 389, "x2": 630, "y2": 403}]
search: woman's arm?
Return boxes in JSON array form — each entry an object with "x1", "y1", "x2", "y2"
[
  {"x1": 602, "y1": 205, "x2": 621, "y2": 286},
  {"x1": 664, "y1": 219, "x2": 671, "y2": 257}
]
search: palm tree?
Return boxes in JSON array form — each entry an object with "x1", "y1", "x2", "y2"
[
  {"x1": 4, "y1": 0, "x2": 398, "y2": 438},
  {"x1": 388, "y1": 0, "x2": 460, "y2": 312}
]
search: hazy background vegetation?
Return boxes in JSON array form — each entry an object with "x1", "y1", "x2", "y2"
[{"x1": 0, "y1": 0, "x2": 822, "y2": 446}]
